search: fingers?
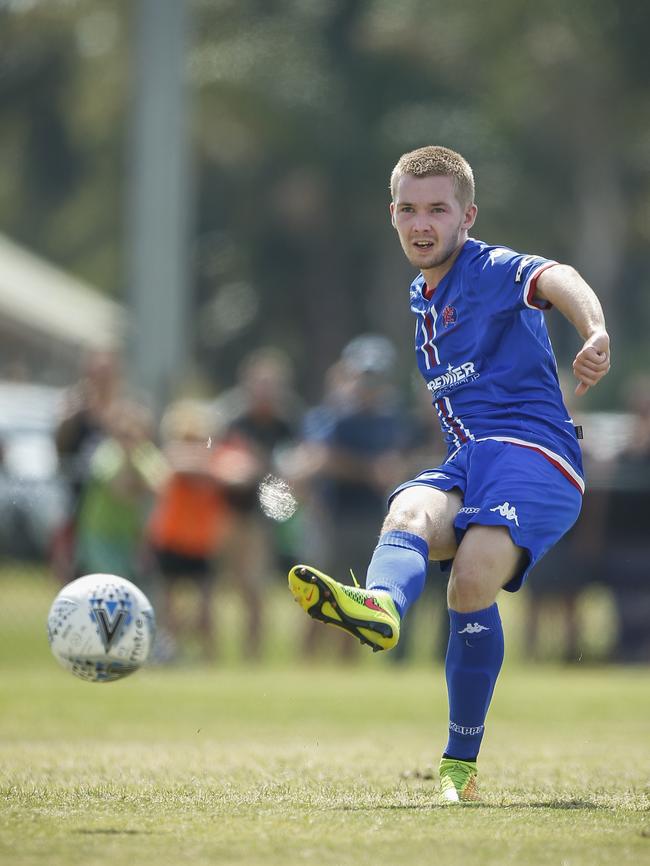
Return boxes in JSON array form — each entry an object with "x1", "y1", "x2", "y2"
[
  {"x1": 575, "y1": 358, "x2": 608, "y2": 378},
  {"x1": 573, "y1": 365, "x2": 606, "y2": 390},
  {"x1": 573, "y1": 358, "x2": 606, "y2": 378},
  {"x1": 576, "y1": 360, "x2": 605, "y2": 376},
  {"x1": 580, "y1": 346, "x2": 609, "y2": 366},
  {"x1": 573, "y1": 344, "x2": 610, "y2": 396}
]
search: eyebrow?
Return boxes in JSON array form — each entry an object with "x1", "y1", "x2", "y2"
[{"x1": 397, "y1": 200, "x2": 450, "y2": 207}]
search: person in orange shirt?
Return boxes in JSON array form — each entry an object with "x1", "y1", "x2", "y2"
[{"x1": 148, "y1": 400, "x2": 232, "y2": 662}]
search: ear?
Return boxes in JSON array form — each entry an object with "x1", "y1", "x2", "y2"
[
  {"x1": 463, "y1": 203, "x2": 478, "y2": 231},
  {"x1": 389, "y1": 202, "x2": 396, "y2": 228}
]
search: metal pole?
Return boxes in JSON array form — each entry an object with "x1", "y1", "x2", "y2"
[{"x1": 127, "y1": 0, "x2": 191, "y2": 416}]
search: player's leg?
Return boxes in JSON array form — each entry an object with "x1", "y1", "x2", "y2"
[
  {"x1": 364, "y1": 484, "x2": 461, "y2": 615},
  {"x1": 439, "y1": 440, "x2": 583, "y2": 802},
  {"x1": 447, "y1": 524, "x2": 524, "y2": 611},
  {"x1": 288, "y1": 484, "x2": 462, "y2": 651},
  {"x1": 439, "y1": 525, "x2": 524, "y2": 801}
]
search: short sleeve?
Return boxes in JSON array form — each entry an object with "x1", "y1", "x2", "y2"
[{"x1": 475, "y1": 246, "x2": 558, "y2": 314}]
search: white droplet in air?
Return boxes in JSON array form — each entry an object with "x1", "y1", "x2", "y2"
[
  {"x1": 258, "y1": 474, "x2": 298, "y2": 522},
  {"x1": 206, "y1": 437, "x2": 212, "y2": 449}
]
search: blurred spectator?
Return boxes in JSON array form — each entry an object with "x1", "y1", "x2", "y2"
[
  {"x1": 147, "y1": 400, "x2": 233, "y2": 663},
  {"x1": 223, "y1": 347, "x2": 301, "y2": 458},
  {"x1": 288, "y1": 364, "x2": 449, "y2": 662},
  {"x1": 291, "y1": 335, "x2": 409, "y2": 660},
  {"x1": 523, "y1": 375, "x2": 610, "y2": 662},
  {"x1": 390, "y1": 376, "x2": 449, "y2": 663},
  {"x1": 286, "y1": 358, "x2": 356, "y2": 568},
  {"x1": 212, "y1": 347, "x2": 302, "y2": 659},
  {"x1": 73, "y1": 397, "x2": 166, "y2": 582},
  {"x1": 52, "y1": 350, "x2": 121, "y2": 582},
  {"x1": 522, "y1": 479, "x2": 610, "y2": 662},
  {"x1": 604, "y1": 375, "x2": 650, "y2": 663}
]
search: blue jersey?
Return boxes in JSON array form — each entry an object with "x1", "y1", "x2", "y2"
[{"x1": 409, "y1": 237, "x2": 584, "y2": 493}]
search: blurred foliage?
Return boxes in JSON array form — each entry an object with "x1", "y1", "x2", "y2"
[{"x1": 0, "y1": 0, "x2": 649, "y2": 402}]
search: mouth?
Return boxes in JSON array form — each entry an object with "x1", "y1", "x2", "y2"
[{"x1": 412, "y1": 239, "x2": 435, "y2": 252}]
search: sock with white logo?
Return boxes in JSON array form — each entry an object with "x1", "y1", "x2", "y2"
[
  {"x1": 444, "y1": 603, "x2": 504, "y2": 760},
  {"x1": 365, "y1": 530, "x2": 429, "y2": 617}
]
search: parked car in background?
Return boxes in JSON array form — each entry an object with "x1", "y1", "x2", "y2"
[{"x1": 0, "y1": 381, "x2": 68, "y2": 561}]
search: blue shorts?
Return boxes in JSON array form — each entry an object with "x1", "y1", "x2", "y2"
[{"x1": 389, "y1": 438, "x2": 583, "y2": 592}]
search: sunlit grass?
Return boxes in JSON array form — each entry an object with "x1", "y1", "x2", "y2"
[
  {"x1": 1, "y1": 664, "x2": 649, "y2": 866},
  {"x1": 0, "y1": 566, "x2": 647, "y2": 865}
]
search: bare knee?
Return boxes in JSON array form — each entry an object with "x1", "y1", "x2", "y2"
[
  {"x1": 383, "y1": 503, "x2": 429, "y2": 538},
  {"x1": 447, "y1": 566, "x2": 495, "y2": 612},
  {"x1": 382, "y1": 486, "x2": 461, "y2": 559},
  {"x1": 448, "y1": 525, "x2": 526, "y2": 612}
]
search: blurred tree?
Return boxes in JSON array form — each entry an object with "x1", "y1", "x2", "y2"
[
  {"x1": 0, "y1": 0, "x2": 648, "y2": 403},
  {"x1": 0, "y1": 0, "x2": 128, "y2": 295}
]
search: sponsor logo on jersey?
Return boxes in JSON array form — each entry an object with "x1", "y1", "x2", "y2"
[
  {"x1": 489, "y1": 501, "x2": 519, "y2": 526},
  {"x1": 459, "y1": 506, "x2": 480, "y2": 515},
  {"x1": 427, "y1": 361, "x2": 479, "y2": 399}
]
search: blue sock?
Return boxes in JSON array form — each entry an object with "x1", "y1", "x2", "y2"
[
  {"x1": 365, "y1": 530, "x2": 429, "y2": 617},
  {"x1": 444, "y1": 604, "x2": 504, "y2": 761}
]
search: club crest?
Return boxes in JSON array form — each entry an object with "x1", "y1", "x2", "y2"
[{"x1": 442, "y1": 305, "x2": 458, "y2": 327}]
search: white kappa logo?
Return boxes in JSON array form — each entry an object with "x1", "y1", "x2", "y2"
[
  {"x1": 514, "y1": 255, "x2": 537, "y2": 284},
  {"x1": 458, "y1": 623, "x2": 490, "y2": 635},
  {"x1": 449, "y1": 721, "x2": 484, "y2": 736},
  {"x1": 488, "y1": 247, "x2": 510, "y2": 266},
  {"x1": 490, "y1": 501, "x2": 519, "y2": 526}
]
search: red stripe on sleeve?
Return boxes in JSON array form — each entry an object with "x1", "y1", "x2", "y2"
[{"x1": 526, "y1": 262, "x2": 558, "y2": 309}]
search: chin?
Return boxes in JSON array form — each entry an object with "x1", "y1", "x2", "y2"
[{"x1": 408, "y1": 255, "x2": 440, "y2": 270}]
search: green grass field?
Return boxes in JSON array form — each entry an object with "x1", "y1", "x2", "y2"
[{"x1": 0, "y1": 567, "x2": 648, "y2": 866}]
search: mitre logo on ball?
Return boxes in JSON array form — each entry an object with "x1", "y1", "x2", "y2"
[
  {"x1": 48, "y1": 574, "x2": 156, "y2": 683},
  {"x1": 89, "y1": 593, "x2": 131, "y2": 652}
]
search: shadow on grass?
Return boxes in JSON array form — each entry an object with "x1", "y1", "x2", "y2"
[
  {"x1": 521, "y1": 800, "x2": 609, "y2": 811},
  {"x1": 72, "y1": 829, "x2": 156, "y2": 835},
  {"x1": 332, "y1": 799, "x2": 609, "y2": 812}
]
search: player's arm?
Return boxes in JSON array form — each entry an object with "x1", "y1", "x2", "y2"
[{"x1": 535, "y1": 264, "x2": 610, "y2": 396}]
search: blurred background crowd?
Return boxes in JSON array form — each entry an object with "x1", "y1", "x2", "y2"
[
  {"x1": 0, "y1": 0, "x2": 649, "y2": 666},
  {"x1": 2, "y1": 340, "x2": 650, "y2": 665}
]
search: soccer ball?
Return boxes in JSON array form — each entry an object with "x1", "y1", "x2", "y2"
[{"x1": 47, "y1": 574, "x2": 156, "y2": 682}]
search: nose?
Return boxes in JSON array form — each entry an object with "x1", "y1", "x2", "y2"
[{"x1": 413, "y1": 212, "x2": 434, "y2": 233}]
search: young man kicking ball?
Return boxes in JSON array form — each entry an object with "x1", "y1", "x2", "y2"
[{"x1": 288, "y1": 145, "x2": 610, "y2": 803}]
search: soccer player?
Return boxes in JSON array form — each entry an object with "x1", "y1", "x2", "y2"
[{"x1": 288, "y1": 145, "x2": 610, "y2": 803}]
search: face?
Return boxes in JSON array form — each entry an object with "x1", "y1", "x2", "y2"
[{"x1": 390, "y1": 174, "x2": 477, "y2": 276}]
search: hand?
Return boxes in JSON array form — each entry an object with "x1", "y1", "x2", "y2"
[{"x1": 573, "y1": 332, "x2": 610, "y2": 396}]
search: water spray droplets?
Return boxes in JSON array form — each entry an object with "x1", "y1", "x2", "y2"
[{"x1": 257, "y1": 474, "x2": 298, "y2": 522}]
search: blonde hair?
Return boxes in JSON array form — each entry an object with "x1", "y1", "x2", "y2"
[
  {"x1": 390, "y1": 145, "x2": 475, "y2": 207},
  {"x1": 160, "y1": 399, "x2": 217, "y2": 442}
]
